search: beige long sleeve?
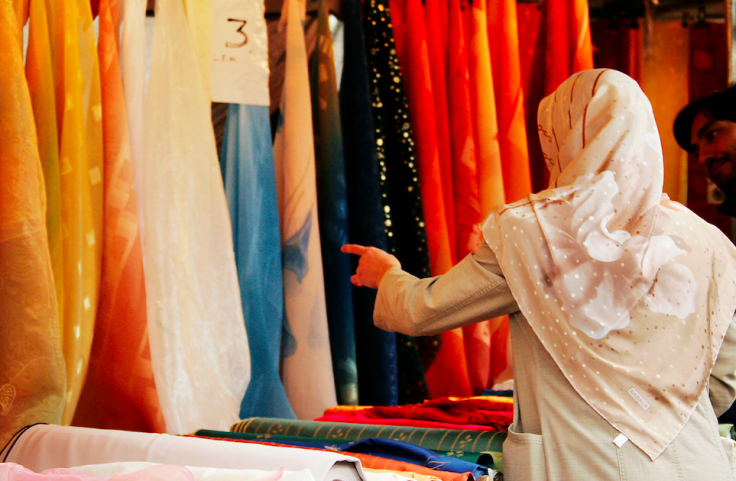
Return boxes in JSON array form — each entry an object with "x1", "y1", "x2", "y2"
[{"x1": 374, "y1": 241, "x2": 519, "y2": 336}]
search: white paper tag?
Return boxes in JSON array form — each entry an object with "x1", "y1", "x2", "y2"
[
  {"x1": 613, "y1": 433, "x2": 629, "y2": 448},
  {"x1": 211, "y1": 0, "x2": 270, "y2": 105},
  {"x1": 627, "y1": 387, "x2": 651, "y2": 411}
]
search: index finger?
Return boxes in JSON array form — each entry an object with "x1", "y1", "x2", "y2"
[{"x1": 341, "y1": 244, "x2": 368, "y2": 256}]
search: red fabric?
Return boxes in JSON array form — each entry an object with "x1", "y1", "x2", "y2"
[
  {"x1": 191, "y1": 436, "x2": 472, "y2": 481},
  {"x1": 517, "y1": 0, "x2": 593, "y2": 193},
  {"x1": 314, "y1": 414, "x2": 506, "y2": 432},
  {"x1": 486, "y1": 0, "x2": 532, "y2": 204},
  {"x1": 420, "y1": 0, "x2": 476, "y2": 400},
  {"x1": 590, "y1": 19, "x2": 641, "y2": 82},
  {"x1": 389, "y1": 0, "x2": 453, "y2": 278},
  {"x1": 320, "y1": 396, "x2": 513, "y2": 432},
  {"x1": 423, "y1": 0, "x2": 455, "y2": 263}
]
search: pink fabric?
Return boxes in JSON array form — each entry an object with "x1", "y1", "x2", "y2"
[{"x1": 0, "y1": 464, "x2": 194, "y2": 481}]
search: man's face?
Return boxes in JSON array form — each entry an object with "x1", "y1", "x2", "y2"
[{"x1": 690, "y1": 111, "x2": 736, "y2": 192}]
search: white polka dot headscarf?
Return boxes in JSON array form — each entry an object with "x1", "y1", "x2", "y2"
[{"x1": 482, "y1": 68, "x2": 736, "y2": 459}]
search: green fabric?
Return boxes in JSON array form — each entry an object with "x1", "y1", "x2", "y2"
[
  {"x1": 719, "y1": 423, "x2": 734, "y2": 440},
  {"x1": 225, "y1": 418, "x2": 506, "y2": 463}
]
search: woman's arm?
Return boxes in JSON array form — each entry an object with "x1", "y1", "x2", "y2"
[{"x1": 372, "y1": 241, "x2": 519, "y2": 336}]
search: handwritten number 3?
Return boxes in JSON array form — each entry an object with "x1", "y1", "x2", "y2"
[{"x1": 226, "y1": 18, "x2": 248, "y2": 47}]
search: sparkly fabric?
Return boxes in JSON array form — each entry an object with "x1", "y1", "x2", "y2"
[
  {"x1": 364, "y1": 0, "x2": 431, "y2": 404},
  {"x1": 309, "y1": 0, "x2": 358, "y2": 406},
  {"x1": 340, "y1": 0, "x2": 398, "y2": 406}
]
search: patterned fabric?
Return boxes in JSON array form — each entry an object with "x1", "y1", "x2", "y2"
[
  {"x1": 309, "y1": 0, "x2": 358, "y2": 406},
  {"x1": 482, "y1": 69, "x2": 736, "y2": 459},
  {"x1": 0, "y1": 0, "x2": 65, "y2": 446},
  {"x1": 340, "y1": 0, "x2": 399, "y2": 406},
  {"x1": 53, "y1": 0, "x2": 104, "y2": 425},
  {"x1": 221, "y1": 103, "x2": 295, "y2": 420},
  {"x1": 229, "y1": 418, "x2": 506, "y2": 461},
  {"x1": 72, "y1": 0, "x2": 165, "y2": 433},
  {"x1": 142, "y1": 0, "x2": 250, "y2": 433},
  {"x1": 274, "y1": 0, "x2": 337, "y2": 420},
  {"x1": 363, "y1": 0, "x2": 430, "y2": 404}
]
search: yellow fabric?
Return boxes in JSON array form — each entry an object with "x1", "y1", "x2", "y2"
[
  {"x1": 26, "y1": 0, "x2": 63, "y2": 324},
  {"x1": 183, "y1": 0, "x2": 212, "y2": 97},
  {"x1": 639, "y1": 21, "x2": 689, "y2": 204},
  {"x1": 0, "y1": 0, "x2": 65, "y2": 447},
  {"x1": 53, "y1": 0, "x2": 104, "y2": 425}
]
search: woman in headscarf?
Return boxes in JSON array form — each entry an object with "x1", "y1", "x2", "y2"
[{"x1": 343, "y1": 69, "x2": 736, "y2": 480}]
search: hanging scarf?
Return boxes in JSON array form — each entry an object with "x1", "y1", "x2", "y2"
[{"x1": 482, "y1": 69, "x2": 736, "y2": 459}]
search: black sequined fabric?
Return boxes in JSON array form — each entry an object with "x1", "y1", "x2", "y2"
[{"x1": 364, "y1": 0, "x2": 432, "y2": 404}]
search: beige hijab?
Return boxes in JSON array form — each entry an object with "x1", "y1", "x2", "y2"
[{"x1": 482, "y1": 69, "x2": 736, "y2": 459}]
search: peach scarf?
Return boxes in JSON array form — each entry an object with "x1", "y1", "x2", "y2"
[{"x1": 482, "y1": 69, "x2": 736, "y2": 459}]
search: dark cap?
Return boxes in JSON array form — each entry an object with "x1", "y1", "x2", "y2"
[{"x1": 674, "y1": 85, "x2": 736, "y2": 154}]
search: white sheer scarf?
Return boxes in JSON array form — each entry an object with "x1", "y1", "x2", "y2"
[{"x1": 482, "y1": 69, "x2": 736, "y2": 459}]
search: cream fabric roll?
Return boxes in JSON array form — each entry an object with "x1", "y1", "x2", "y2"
[
  {"x1": 1, "y1": 425, "x2": 365, "y2": 481},
  {"x1": 69, "y1": 461, "x2": 316, "y2": 481}
]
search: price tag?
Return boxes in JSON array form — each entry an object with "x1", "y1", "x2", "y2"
[{"x1": 211, "y1": 0, "x2": 270, "y2": 106}]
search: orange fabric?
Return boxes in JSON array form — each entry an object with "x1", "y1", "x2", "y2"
[
  {"x1": 543, "y1": 0, "x2": 592, "y2": 96},
  {"x1": 193, "y1": 436, "x2": 470, "y2": 481},
  {"x1": 388, "y1": 0, "x2": 453, "y2": 278},
  {"x1": 26, "y1": 0, "x2": 63, "y2": 316},
  {"x1": 53, "y1": 0, "x2": 104, "y2": 425},
  {"x1": 71, "y1": 0, "x2": 165, "y2": 434},
  {"x1": 486, "y1": 0, "x2": 531, "y2": 204},
  {"x1": 421, "y1": 0, "x2": 477, "y2": 400},
  {"x1": 0, "y1": 0, "x2": 65, "y2": 443},
  {"x1": 517, "y1": 0, "x2": 593, "y2": 193},
  {"x1": 461, "y1": 0, "x2": 507, "y2": 395},
  {"x1": 423, "y1": 0, "x2": 455, "y2": 264}
]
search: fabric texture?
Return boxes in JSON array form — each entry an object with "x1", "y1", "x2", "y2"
[
  {"x1": 319, "y1": 396, "x2": 513, "y2": 431},
  {"x1": 25, "y1": 0, "x2": 62, "y2": 314},
  {"x1": 1, "y1": 425, "x2": 363, "y2": 481},
  {"x1": 53, "y1": 0, "x2": 104, "y2": 425},
  {"x1": 0, "y1": 0, "x2": 65, "y2": 447},
  {"x1": 309, "y1": 0, "x2": 358, "y2": 406},
  {"x1": 482, "y1": 69, "x2": 736, "y2": 458},
  {"x1": 120, "y1": 0, "x2": 146, "y2": 229},
  {"x1": 229, "y1": 418, "x2": 506, "y2": 462},
  {"x1": 362, "y1": 0, "x2": 430, "y2": 404},
  {"x1": 141, "y1": 0, "x2": 250, "y2": 433},
  {"x1": 274, "y1": 0, "x2": 337, "y2": 420},
  {"x1": 221, "y1": 104, "x2": 295, "y2": 420},
  {"x1": 340, "y1": 0, "x2": 398, "y2": 407},
  {"x1": 72, "y1": 0, "x2": 164, "y2": 434}
]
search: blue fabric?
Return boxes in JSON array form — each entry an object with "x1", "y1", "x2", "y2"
[
  {"x1": 309, "y1": 0, "x2": 358, "y2": 406},
  {"x1": 220, "y1": 103, "x2": 295, "y2": 419},
  {"x1": 340, "y1": 0, "x2": 398, "y2": 406},
  {"x1": 339, "y1": 438, "x2": 490, "y2": 477}
]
